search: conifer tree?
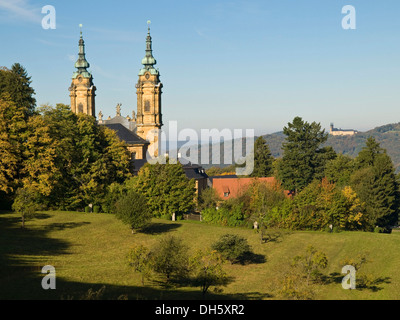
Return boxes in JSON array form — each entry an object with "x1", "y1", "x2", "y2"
[
  {"x1": 351, "y1": 137, "x2": 399, "y2": 230},
  {"x1": 278, "y1": 117, "x2": 335, "y2": 193},
  {"x1": 0, "y1": 64, "x2": 36, "y2": 118},
  {"x1": 250, "y1": 136, "x2": 274, "y2": 178}
]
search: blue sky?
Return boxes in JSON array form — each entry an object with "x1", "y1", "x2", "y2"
[{"x1": 1, "y1": 0, "x2": 400, "y2": 137}]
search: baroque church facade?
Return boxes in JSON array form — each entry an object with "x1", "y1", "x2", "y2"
[
  {"x1": 68, "y1": 23, "x2": 162, "y2": 159},
  {"x1": 68, "y1": 23, "x2": 209, "y2": 197}
]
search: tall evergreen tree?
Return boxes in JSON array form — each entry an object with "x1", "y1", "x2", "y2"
[
  {"x1": 356, "y1": 137, "x2": 383, "y2": 168},
  {"x1": 278, "y1": 117, "x2": 335, "y2": 193},
  {"x1": 250, "y1": 136, "x2": 274, "y2": 178},
  {"x1": 0, "y1": 64, "x2": 36, "y2": 118},
  {"x1": 350, "y1": 137, "x2": 399, "y2": 230}
]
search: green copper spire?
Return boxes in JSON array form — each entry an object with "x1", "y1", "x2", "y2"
[
  {"x1": 139, "y1": 21, "x2": 159, "y2": 76},
  {"x1": 72, "y1": 24, "x2": 92, "y2": 79}
]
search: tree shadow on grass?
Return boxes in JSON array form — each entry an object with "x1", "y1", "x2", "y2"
[
  {"x1": 2, "y1": 274, "x2": 271, "y2": 300},
  {"x1": 0, "y1": 213, "x2": 273, "y2": 301},
  {"x1": 322, "y1": 272, "x2": 391, "y2": 292},
  {"x1": 238, "y1": 252, "x2": 266, "y2": 265},
  {"x1": 68, "y1": 279, "x2": 271, "y2": 301},
  {"x1": 140, "y1": 222, "x2": 182, "y2": 235},
  {"x1": 232, "y1": 291, "x2": 274, "y2": 300},
  {"x1": 33, "y1": 213, "x2": 53, "y2": 220},
  {"x1": 360, "y1": 276, "x2": 391, "y2": 292},
  {"x1": 44, "y1": 221, "x2": 91, "y2": 232},
  {"x1": 0, "y1": 213, "x2": 72, "y2": 300},
  {"x1": 262, "y1": 229, "x2": 292, "y2": 244}
]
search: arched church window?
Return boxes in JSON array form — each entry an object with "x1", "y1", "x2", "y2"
[{"x1": 78, "y1": 103, "x2": 83, "y2": 113}]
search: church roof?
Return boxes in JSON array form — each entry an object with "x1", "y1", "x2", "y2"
[
  {"x1": 103, "y1": 123, "x2": 149, "y2": 145},
  {"x1": 182, "y1": 163, "x2": 208, "y2": 180},
  {"x1": 131, "y1": 159, "x2": 208, "y2": 181}
]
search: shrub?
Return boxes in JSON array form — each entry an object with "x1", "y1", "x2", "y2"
[
  {"x1": 189, "y1": 249, "x2": 229, "y2": 296},
  {"x1": 12, "y1": 186, "x2": 40, "y2": 229},
  {"x1": 127, "y1": 245, "x2": 152, "y2": 286},
  {"x1": 292, "y1": 245, "x2": 328, "y2": 286},
  {"x1": 101, "y1": 182, "x2": 125, "y2": 214},
  {"x1": 84, "y1": 206, "x2": 91, "y2": 213},
  {"x1": 115, "y1": 190, "x2": 152, "y2": 233},
  {"x1": 93, "y1": 206, "x2": 100, "y2": 213},
  {"x1": 201, "y1": 204, "x2": 245, "y2": 227},
  {"x1": 374, "y1": 226, "x2": 383, "y2": 233},
  {"x1": 198, "y1": 187, "x2": 220, "y2": 211},
  {"x1": 150, "y1": 235, "x2": 190, "y2": 282},
  {"x1": 332, "y1": 226, "x2": 341, "y2": 233},
  {"x1": 211, "y1": 234, "x2": 252, "y2": 264}
]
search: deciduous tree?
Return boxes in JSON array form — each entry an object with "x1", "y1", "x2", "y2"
[
  {"x1": 189, "y1": 249, "x2": 229, "y2": 297},
  {"x1": 132, "y1": 161, "x2": 196, "y2": 217},
  {"x1": 12, "y1": 186, "x2": 39, "y2": 228},
  {"x1": 150, "y1": 236, "x2": 190, "y2": 283},
  {"x1": 115, "y1": 190, "x2": 152, "y2": 233}
]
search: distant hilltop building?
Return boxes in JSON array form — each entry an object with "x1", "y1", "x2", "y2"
[{"x1": 329, "y1": 123, "x2": 358, "y2": 136}]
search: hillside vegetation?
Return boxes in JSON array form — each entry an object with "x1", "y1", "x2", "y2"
[
  {"x1": 262, "y1": 123, "x2": 400, "y2": 172},
  {"x1": 1, "y1": 211, "x2": 400, "y2": 300},
  {"x1": 199, "y1": 122, "x2": 400, "y2": 172}
]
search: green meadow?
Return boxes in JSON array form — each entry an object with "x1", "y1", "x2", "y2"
[{"x1": 1, "y1": 211, "x2": 400, "y2": 300}]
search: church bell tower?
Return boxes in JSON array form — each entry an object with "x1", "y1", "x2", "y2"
[
  {"x1": 69, "y1": 25, "x2": 96, "y2": 117},
  {"x1": 136, "y1": 21, "x2": 163, "y2": 158}
]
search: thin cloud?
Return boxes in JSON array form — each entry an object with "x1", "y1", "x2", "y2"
[
  {"x1": 67, "y1": 54, "x2": 76, "y2": 62},
  {"x1": 195, "y1": 28, "x2": 208, "y2": 39},
  {"x1": 0, "y1": 0, "x2": 42, "y2": 24}
]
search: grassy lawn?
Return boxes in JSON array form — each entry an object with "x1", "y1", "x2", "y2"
[{"x1": 1, "y1": 210, "x2": 400, "y2": 300}]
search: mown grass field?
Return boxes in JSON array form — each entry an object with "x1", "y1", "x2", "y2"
[{"x1": 1, "y1": 210, "x2": 400, "y2": 300}]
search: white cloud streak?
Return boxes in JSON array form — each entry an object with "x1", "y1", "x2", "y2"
[{"x1": 0, "y1": 0, "x2": 42, "y2": 24}]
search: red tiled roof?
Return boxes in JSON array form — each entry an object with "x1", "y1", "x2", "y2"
[{"x1": 212, "y1": 177, "x2": 290, "y2": 199}]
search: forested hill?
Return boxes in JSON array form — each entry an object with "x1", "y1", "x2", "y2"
[
  {"x1": 261, "y1": 122, "x2": 400, "y2": 171},
  {"x1": 184, "y1": 123, "x2": 400, "y2": 172}
]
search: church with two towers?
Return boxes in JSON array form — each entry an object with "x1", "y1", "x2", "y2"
[{"x1": 68, "y1": 22, "x2": 162, "y2": 159}]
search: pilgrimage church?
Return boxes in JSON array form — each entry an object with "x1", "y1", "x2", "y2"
[
  {"x1": 68, "y1": 22, "x2": 162, "y2": 160},
  {"x1": 68, "y1": 23, "x2": 209, "y2": 196}
]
